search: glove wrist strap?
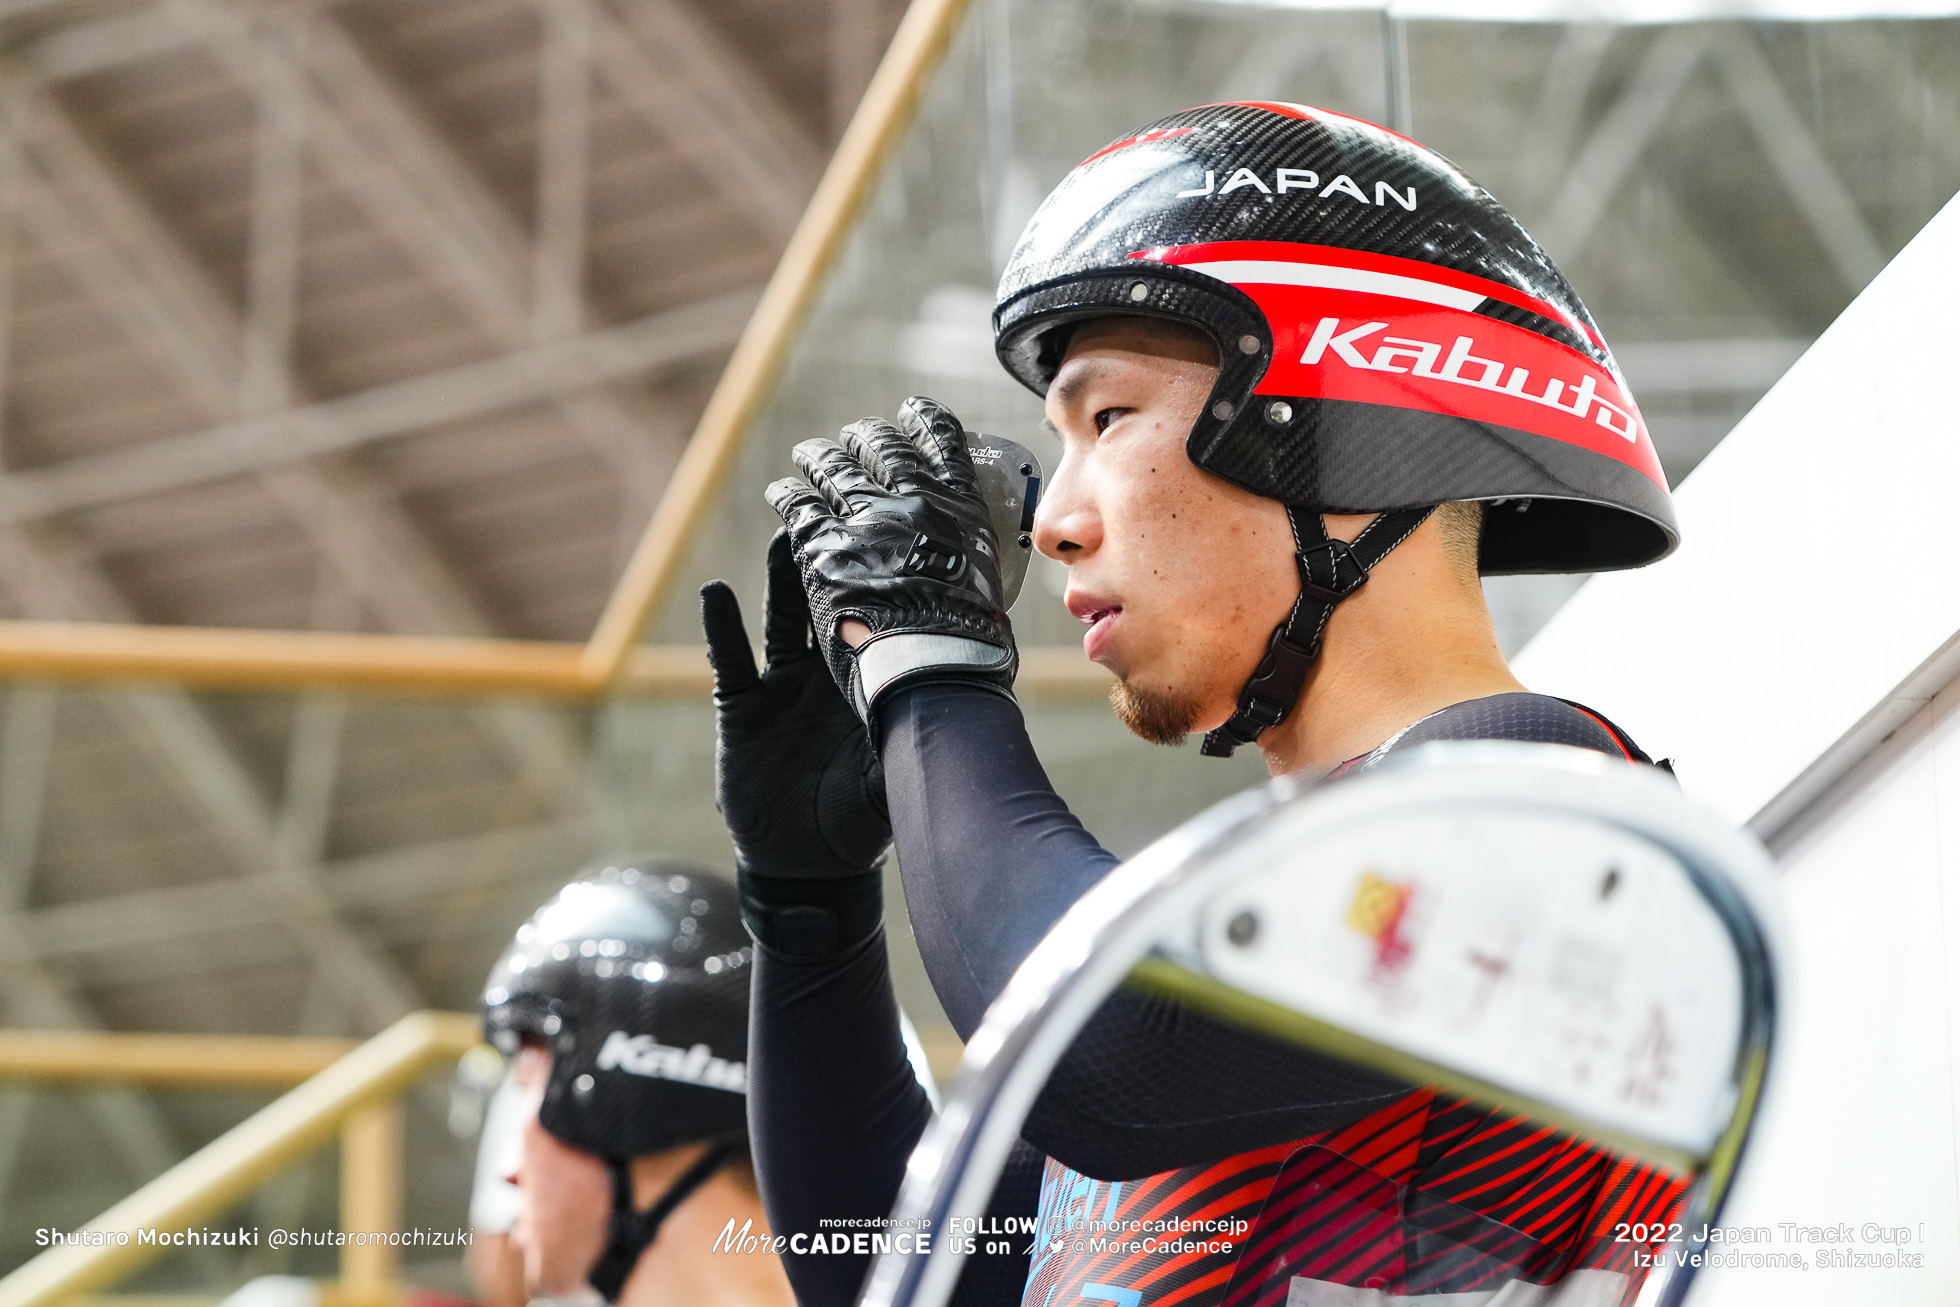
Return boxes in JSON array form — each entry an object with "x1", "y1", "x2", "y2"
[
  {"x1": 738, "y1": 867, "x2": 885, "y2": 959},
  {"x1": 1201, "y1": 505, "x2": 1436, "y2": 758},
  {"x1": 853, "y1": 631, "x2": 1014, "y2": 718}
]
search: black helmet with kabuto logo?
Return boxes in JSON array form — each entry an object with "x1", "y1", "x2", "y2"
[
  {"x1": 994, "y1": 102, "x2": 1676, "y2": 756},
  {"x1": 481, "y1": 860, "x2": 751, "y2": 1300}
]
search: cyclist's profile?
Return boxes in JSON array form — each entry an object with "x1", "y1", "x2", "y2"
[
  {"x1": 482, "y1": 863, "x2": 792, "y2": 1307},
  {"x1": 703, "y1": 101, "x2": 1684, "y2": 1306}
]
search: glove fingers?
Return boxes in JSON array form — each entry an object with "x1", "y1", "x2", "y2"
[
  {"x1": 764, "y1": 476, "x2": 834, "y2": 536},
  {"x1": 761, "y1": 529, "x2": 813, "y2": 665},
  {"x1": 843, "y1": 417, "x2": 928, "y2": 491},
  {"x1": 699, "y1": 581, "x2": 760, "y2": 696},
  {"x1": 898, "y1": 395, "x2": 980, "y2": 496},
  {"x1": 791, "y1": 438, "x2": 884, "y2": 515}
]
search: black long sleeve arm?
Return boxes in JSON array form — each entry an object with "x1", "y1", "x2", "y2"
[
  {"x1": 743, "y1": 678, "x2": 1104, "y2": 1305},
  {"x1": 880, "y1": 683, "x2": 1122, "y2": 1036},
  {"x1": 876, "y1": 684, "x2": 1643, "y2": 1180},
  {"x1": 877, "y1": 683, "x2": 1410, "y2": 1179},
  {"x1": 745, "y1": 682, "x2": 1642, "y2": 1302},
  {"x1": 747, "y1": 930, "x2": 934, "y2": 1307},
  {"x1": 747, "y1": 922, "x2": 1045, "y2": 1307}
]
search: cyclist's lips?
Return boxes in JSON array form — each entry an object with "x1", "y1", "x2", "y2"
[{"x1": 1067, "y1": 593, "x2": 1123, "y2": 662}]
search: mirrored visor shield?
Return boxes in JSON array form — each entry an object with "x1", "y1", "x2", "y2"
[
  {"x1": 1161, "y1": 803, "x2": 1750, "y2": 1169},
  {"x1": 860, "y1": 743, "x2": 1782, "y2": 1307},
  {"x1": 966, "y1": 430, "x2": 1042, "y2": 610}
]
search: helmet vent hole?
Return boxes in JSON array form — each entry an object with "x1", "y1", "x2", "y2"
[
  {"x1": 1265, "y1": 401, "x2": 1294, "y2": 426},
  {"x1": 1211, "y1": 400, "x2": 1235, "y2": 420},
  {"x1": 1238, "y1": 334, "x2": 1260, "y2": 355},
  {"x1": 1128, "y1": 281, "x2": 1149, "y2": 302}
]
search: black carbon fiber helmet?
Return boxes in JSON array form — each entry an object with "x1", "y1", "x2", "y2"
[
  {"x1": 481, "y1": 861, "x2": 750, "y2": 1159},
  {"x1": 993, "y1": 101, "x2": 1677, "y2": 756},
  {"x1": 483, "y1": 861, "x2": 752, "y2": 1300},
  {"x1": 995, "y1": 100, "x2": 1675, "y2": 575}
]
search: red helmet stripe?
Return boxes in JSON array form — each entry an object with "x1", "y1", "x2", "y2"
[
  {"x1": 1077, "y1": 125, "x2": 1196, "y2": 168},
  {"x1": 1136, "y1": 241, "x2": 1608, "y2": 357},
  {"x1": 1243, "y1": 284, "x2": 1665, "y2": 488},
  {"x1": 1195, "y1": 101, "x2": 1426, "y2": 147}
]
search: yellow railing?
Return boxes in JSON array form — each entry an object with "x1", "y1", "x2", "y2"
[
  {"x1": 0, "y1": 627, "x2": 1110, "y2": 698},
  {"x1": 0, "y1": 1013, "x2": 482, "y2": 1307}
]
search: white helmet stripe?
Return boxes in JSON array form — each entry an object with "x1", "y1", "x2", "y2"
[{"x1": 1179, "y1": 258, "x2": 1486, "y2": 312}]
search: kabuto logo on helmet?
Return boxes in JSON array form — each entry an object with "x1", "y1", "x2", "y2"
[
  {"x1": 994, "y1": 100, "x2": 1680, "y2": 756},
  {"x1": 1130, "y1": 239, "x2": 1664, "y2": 486},
  {"x1": 481, "y1": 863, "x2": 751, "y2": 1159},
  {"x1": 994, "y1": 99, "x2": 1678, "y2": 576},
  {"x1": 482, "y1": 864, "x2": 754, "y2": 1301},
  {"x1": 596, "y1": 1029, "x2": 748, "y2": 1092}
]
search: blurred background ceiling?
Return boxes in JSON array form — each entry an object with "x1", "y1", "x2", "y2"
[
  {"x1": 0, "y1": 0, "x2": 911, "y2": 1279},
  {"x1": 0, "y1": 0, "x2": 1956, "y2": 1290}
]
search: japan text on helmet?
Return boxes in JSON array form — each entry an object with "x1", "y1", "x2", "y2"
[
  {"x1": 994, "y1": 100, "x2": 1677, "y2": 575},
  {"x1": 481, "y1": 860, "x2": 751, "y2": 1159}
]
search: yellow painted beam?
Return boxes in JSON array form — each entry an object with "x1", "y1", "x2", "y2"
[
  {"x1": 581, "y1": 0, "x2": 979, "y2": 684},
  {"x1": 339, "y1": 1104, "x2": 404, "y2": 1307},
  {"x1": 0, "y1": 0, "x2": 1058, "y2": 706},
  {"x1": 0, "y1": 1030, "x2": 358, "y2": 1088},
  {"x1": 0, "y1": 621, "x2": 1111, "y2": 698},
  {"x1": 1013, "y1": 647, "x2": 1116, "y2": 694},
  {"x1": 0, "y1": 622, "x2": 592, "y2": 696}
]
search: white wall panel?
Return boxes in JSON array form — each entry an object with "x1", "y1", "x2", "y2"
[
  {"x1": 1510, "y1": 176, "x2": 1960, "y2": 1305},
  {"x1": 1514, "y1": 189, "x2": 1960, "y2": 830},
  {"x1": 1687, "y1": 686, "x2": 1960, "y2": 1302}
]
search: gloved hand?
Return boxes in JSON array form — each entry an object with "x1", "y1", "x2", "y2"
[
  {"x1": 701, "y1": 531, "x2": 891, "y2": 879},
  {"x1": 765, "y1": 395, "x2": 1016, "y2": 722}
]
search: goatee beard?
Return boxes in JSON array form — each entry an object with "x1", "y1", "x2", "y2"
[{"x1": 1109, "y1": 679, "x2": 1202, "y2": 746}]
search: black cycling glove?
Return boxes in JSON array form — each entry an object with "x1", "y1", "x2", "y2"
[
  {"x1": 764, "y1": 396, "x2": 1017, "y2": 722},
  {"x1": 701, "y1": 532, "x2": 891, "y2": 958}
]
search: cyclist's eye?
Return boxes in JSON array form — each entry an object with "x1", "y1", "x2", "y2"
[{"x1": 1093, "y1": 407, "x2": 1123, "y2": 433}]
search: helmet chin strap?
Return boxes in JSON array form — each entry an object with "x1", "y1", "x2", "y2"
[
  {"x1": 587, "y1": 1140, "x2": 740, "y2": 1302},
  {"x1": 1201, "y1": 505, "x2": 1436, "y2": 758}
]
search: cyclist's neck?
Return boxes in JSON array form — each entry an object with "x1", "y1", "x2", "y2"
[{"x1": 1256, "y1": 552, "x2": 1523, "y2": 778}]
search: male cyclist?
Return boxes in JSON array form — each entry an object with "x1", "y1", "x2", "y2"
[
  {"x1": 707, "y1": 103, "x2": 1681, "y2": 1306},
  {"x1": 482, "y1": 863, "x2": 793, "y2": 1307}
]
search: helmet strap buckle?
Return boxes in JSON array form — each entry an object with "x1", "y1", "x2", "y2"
[
  {"x1": 1201, "y1": 505, "x2": 1436, "y2": 759},
  {"x1": 1294, "y1": 535, "x2": 1369, "y2": 605}
]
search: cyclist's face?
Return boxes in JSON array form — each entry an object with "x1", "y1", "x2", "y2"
[
  {"x1": 505, "y1": 1044, "x2": 610, "y2": 1298},
  {"x1": 1035, "y1": 317, "x2": 1299, "y2": 741}
]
